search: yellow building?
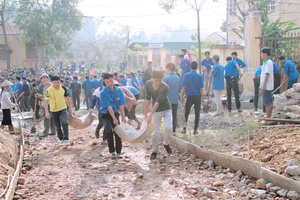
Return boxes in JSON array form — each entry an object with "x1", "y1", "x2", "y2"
[
  {"x1": 227, "y1": 0, "x2": 300, "y2": 44},
  {"x1": 0, "y1": 21, "x2": 37, "y2": 71}
]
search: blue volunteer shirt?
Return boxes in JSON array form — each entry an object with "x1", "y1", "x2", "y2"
[
  {"x1": 211, "y1": 62, "x2": 225, "y2": 90},
  {"x1": 163, "y1": 72, "x2": 181, "y2": 104},
  {"x1": 131, "y1": 76, "x2": 139, "y2": 87},
  {"x1": 125, "y1": 86, "x2": 139, "y2": 96},
  {"x1": 254, "y1": 66, "x2": 262, "y2": 76},
  {"x1": 100, "y1": 86, "x2": 126, "y2": 114},
  {"x1": 92, "y1": 79, "x2": 101, "y2": 89},
  {"x1": 82, "y1": 80, "x2": 93, "y2": 92},
  {"x1": 225, "y1": 60, "x2": 239, "y2": 77},
  {"x1": 201, "y1": 58, "x2": 213, "y2": 71},
  {"x1": 121, "y1": 78, "x2": 127, "y2": 86},
  {"x1": 273, "y1": 62, "x2": 280, "y2": 74},
  {"x1": 180, "y1": 59, "x2": 191, "y2": 76},
  {"x1": 283, "y1": 60, "x2": 298, "y2": 80},
  {"x1": 181, "y1": 71, "x2": 204, "y2": 96},
  {"x1": 234, "y1": 57, "x2": 246, "y2": 68}
]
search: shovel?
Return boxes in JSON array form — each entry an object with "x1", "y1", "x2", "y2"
[
  {"x1": 30, "y1": 96, "x2": 37, "y2": 133},
  {"x1": 203, "y1": 72, "x2": 212, "y2": 113}
]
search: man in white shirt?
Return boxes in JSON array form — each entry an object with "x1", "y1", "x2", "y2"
[{"x1": 260, "y1": 48, "x2": 274, "y2": 118}]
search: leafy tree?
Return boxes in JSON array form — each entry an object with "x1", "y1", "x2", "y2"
[
  {"x1": 0, "y1": 0, "x2": 16, "y2": 70},
  {"x1": 220, "y1": 20, "x2": 227, "y2": 32},
  {"x1": 158, "y1": 0, "x2": 218, "y2": 72},
  {"x1": 14, "y1": 0, "x2": 82, "y2": 67}
]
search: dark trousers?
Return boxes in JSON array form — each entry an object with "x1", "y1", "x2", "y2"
[
  {"x1": 20, "y1": 95, "x2": 30, "y2": 111},
  {"x1": 226, "y1": 77, "x2": 241, "y2": 110},
  {"x1": 253, "y1": 76, "x2": 260, "y2": 111},
  {"x1": 171, "y1": 104, "x2": 178, "y2": 133},
  {"x1": 30, "y1": 104, "x2": 40, "y2": 119},
  {"x1": 95, "y1": 112, "x2": 105, "y2": 139},
  {"x1": 84, "y1": 91, "x2": 92, "y2": 109},
  {"x1": 51, "y1": 109, "x2": 69, "y2": 141},
  {"x1": 185, "y1": 95, "x2": 201, "y2": 131},
  {"x1": 102, "y1": 113, "x2": 122, "y2": 154},
  {"x1": 273, "y1": 73, "x2": 281, "y2": 94},
  {"x1": 72, "y1": 94, "x2": 80, "y2": 110}
]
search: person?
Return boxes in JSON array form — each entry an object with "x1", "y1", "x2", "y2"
[
  {"x1": 120, "y1": 75, "x2": 127, "y2": 86},
  {"x1": 201, "y1": 51, "x2": 214, "y2": 96},
  {"x1": 29, "y1": 83, "x2": 42, "y2": 120},
  {"x1": 69, "y1": 76, "x2": 81, "y2": 111},
  {"x1": 119, "y1": 63, "x2": 125, "y2": 73},
  {"x1": 163, "y1": 63, "x2": 181, "y2": 133},
  {"x1": 100, "y1": 73, "x2": 126, "y2": 158},
  {"x1": 142, "y1": 61, "x2": 153, "y2": 85},
  {"x1": 39, "y1": 73, "x2": 56, "y2": 137},
  {"x1": 144, "y1": 70, "x2": 172, "y2": 160},
  {"x1": 106, "y1": 62, "x2": 111, "y2": 72},
  {"x1": 211, "y1": 55, "x2": 225, "y2": 116},
  {"x1": 80, "y1": 61, "x2": 85, "y2": 75},
  {"x1": 179, "y1": 55, "x2": 190, "y2": 77},
  {"x1": 224, "y1": 56, "x2": 243, "y2": 113},
  {"x1": 44, "y1": 76, "x2": 73, "y2": 145},
  {"x1": 273, "y1": 62, "x2": 281, "y2": 94},
  {"x1": 1, "y1": 80, "x2": 18, "y2": 134},
  {"x1": 130, "y1": 72, "x2": 139, "y2": 89},
  {"x1": 278, "y1": 55, "x2": 299, "y2": 90},
  {"x1": 260, "y1": 48, "x2": 274, "y2": 118},
  {"x1": 15, "y1": 77, "x2": 23, "y2": 104},
  {"x1": 89, "y1": 86, "x2": 105, "y2": 144},
  {"x1": 113, "y1": 72, "x2": 121, "y2": 83},
  {"x1": 82, "y1": 76, "x2": 93, "y2": 110},
  {"x1": 20, "y1": 77, "x2": 30, "y2": 111},
  {"x1": 231, "y1": 52, "x2": 246, "y2": 68},
  {"x1": 117, "y1": 82, "x2": 141, "y2": 130},
  {"x1": 253, "y1": 66, "x2": 262, "y2": 112},
  {"x1": 180, "y1": 61, "x2": 204, "y2": 135},
  {"x1": 181, "y1": 48, "x2": 189, "y2": 60},
  {"x1": 92, "y1": 75, "x2": 101, "y2": 91}
]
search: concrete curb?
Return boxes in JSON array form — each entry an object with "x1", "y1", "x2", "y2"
[
  {"x1": 5, "y1": 120, "x2": 24, "y2": 200},
  {"x1": 171, "y1": 136, "x2": 300, "y2": 193}
]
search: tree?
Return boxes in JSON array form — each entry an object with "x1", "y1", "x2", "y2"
[
  {"x1": 220, "y1": 20, "x2": 227, "y2": 32},
  {"x1": 158, "y1": 0, "x2": 217, "y2": 72},
  {"x1": 14, "y1": 0, "x2": 82, "y2": 67},
  {"x1": 0, "y1": 0, "x2": 16, "y2": 70}
]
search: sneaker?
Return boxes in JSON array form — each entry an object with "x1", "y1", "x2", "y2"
[
  {"x1": 181, "y1": 128, "x2": 186, "y2": 134},
  {"x1": 49, "y1": 132, "x2": 55, "y2": 135},
  {"x1": 64, "y1": 140, "x2": 70, "y2": 146},
  {"x1": 117, "y1": 154, "x2": 123, "y2": 158},
  {"x1": 238, "y1": 109, "x2": 243, "y2": 112},
  {"x1": 39, "y1": 133, "x2": 48, "y2": 137},
  {"x1": 150, "y1": 152, "x2": 157, "y2": 160},
  {"x1": 95, "y1": 132, "x2": 100, "y2": 139},
  {"x1": 193, "y1": 130, "x2": 199, "y2": 135},
  {"x1": 111, "y1": 153, "x2": 117, "y2": 158},
  {"x1": 101, "y1": 139, "x2": 108, "y2": 145},
  {"x1": 59, "y1": 140, "x2": 64, "y2": 146},
  {"x1": 163, "y1": 145, "x2": 172, "y2": 155}
]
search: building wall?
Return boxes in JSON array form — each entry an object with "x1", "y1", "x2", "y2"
[
  {"x1": 206, "y1": 33, "x2": 227, "y2": 45},
  {"x1": 227, "y1": 0, "x2": 300, "y2": 44},
  {"x1": 0, "y1": 35, "x2": 36, "y2": 71}
]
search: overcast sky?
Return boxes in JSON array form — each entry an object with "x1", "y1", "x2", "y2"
[{"x1": 77, "y1": 0, "x2": 227, "y2": 36}]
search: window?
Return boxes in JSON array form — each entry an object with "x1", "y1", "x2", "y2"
[
  {"x1": 229, "y1": 0, "x2": 237, "y2": 16},
  {"x1": 26, "y1": 46, "x2": 36, "y2": 59},
  {"x1": 269, "y1": 0, "x2": 275, "y2": 11},
  {"x1": 0, "y1": 45, "x2": 6, "y2": 60}
]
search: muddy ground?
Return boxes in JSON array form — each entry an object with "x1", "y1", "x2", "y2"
[{"x1": 2, "y1": 97, "x2": 300, "y2": 199}]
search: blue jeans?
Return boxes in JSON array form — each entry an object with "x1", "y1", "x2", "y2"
[{"x1": 51, "y1": 109, "x2": 69, "y2": 141}]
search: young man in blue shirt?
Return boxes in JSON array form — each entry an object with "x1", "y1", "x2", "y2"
[
  {"x1": 201, "y1": 51, "x2": 213, "y2": 96},
  {"x1": 179, "y1": 55, "x2": 190, "y2": 77},
  {"x1": 224, "y1": 56, "x2": 243, "y2": 113},
  {"x1": 279, "y1": 55, "x2": 299, "y2": 90},
  {"x1": 82, "y1": 76, "x2": 93, "y2": 110},
  {"x1": 211, "y1": 55, "x2": 224, "y2": 116},
  {"x1": 100, "y1": 73, "x2": 126, "y2": 158},
  {"x1": 231, "y1": 52, "x2": 246, "y2": 68},
  {"x1": 163, "y1": 63, "x2": 181, "y2": 133},
  {"x1": 180, "y1": 61, "x2": 204, "y2": 135}
]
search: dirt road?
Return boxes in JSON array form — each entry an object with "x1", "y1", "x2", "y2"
[{"x1": 17, "y1": 123, "x2": 263, "y2": 200}]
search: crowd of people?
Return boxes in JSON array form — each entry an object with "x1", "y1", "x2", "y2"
[{"x1": 0, "y1": 47, "x2": 298, "y2": 160}]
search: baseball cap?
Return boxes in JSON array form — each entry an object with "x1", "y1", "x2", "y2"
[{"x1": 41, "y1": 73, "x2": 49, "y2": 78}]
